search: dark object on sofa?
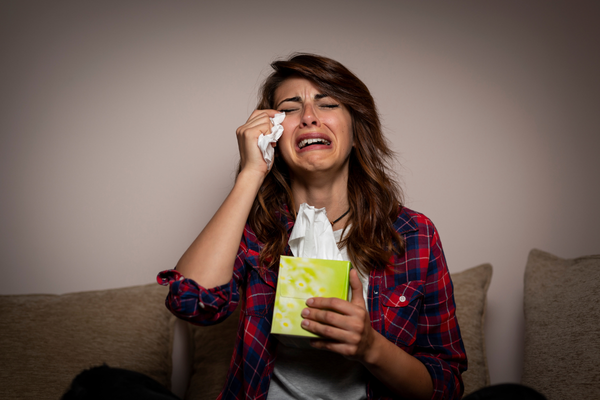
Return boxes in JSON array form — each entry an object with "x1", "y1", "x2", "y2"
[
  {"x1": 463, "y1": 383, "x2": 546, "y2": 400},
  {"x1": 62, "y1": 364, "x2": 181, "y2": 400}
]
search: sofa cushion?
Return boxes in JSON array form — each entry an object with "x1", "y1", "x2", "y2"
[
  {"x1": 184, "y1": 306, "x2": 240, "y2": 400},
  {"x1": 451, "y1": 263, "x2": 492, "y2": 396},
  {"x1": 183, "y1": 264, "x2": 492, "y2": 399},
  {"x1": 0, "y1": 283, "x2": 176, "y2": 400},
  {"x1": 521, "y1": 249, "x2": 600, "y2": 400}
]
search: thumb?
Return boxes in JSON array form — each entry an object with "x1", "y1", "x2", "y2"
[{"x1": 349, "y1": 268, "x2": 365, "y2": 308}]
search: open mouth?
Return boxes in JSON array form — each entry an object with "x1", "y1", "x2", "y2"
[{"x1": 298, "y1": 138, "x2": 331, "y2": 149}]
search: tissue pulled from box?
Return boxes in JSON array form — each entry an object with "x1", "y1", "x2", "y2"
[
  {"x1": 257, "y1": 112, "x2": 285, "y2": 170},
  {"x1": 289, "y1": 203, "x2": 343, "y2": 260}
]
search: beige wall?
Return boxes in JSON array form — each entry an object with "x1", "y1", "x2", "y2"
[{"x1": 2, "y1": 0, "x2": 599, "y2": 386}]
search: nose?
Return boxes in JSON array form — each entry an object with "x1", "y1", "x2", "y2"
[{"x1": 300, "y1": 104, "x2": 321, "y2": 127}]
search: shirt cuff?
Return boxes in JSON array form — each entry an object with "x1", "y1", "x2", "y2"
[
  {"x1": 414, "y1": 354, "x2": 463, "y2": 400},
  {"x1": 157, "y1": 269, "x2": 240, "y2": 325}
]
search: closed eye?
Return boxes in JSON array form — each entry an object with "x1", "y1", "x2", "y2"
[{"x1": 278, "y1": 104, "x2": 339, "y2": 113}]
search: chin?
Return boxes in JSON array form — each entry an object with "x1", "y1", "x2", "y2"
[{"x1": 292, "y1": 159, "x2": 348, "y2": 178}]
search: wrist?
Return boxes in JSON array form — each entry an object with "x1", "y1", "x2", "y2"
[
  {"x1": 361, "y1": 330, "x2": 386, "y2": 367},
  {"x1": 236, "y1": 168, "x2": 266, "y2": 188}
]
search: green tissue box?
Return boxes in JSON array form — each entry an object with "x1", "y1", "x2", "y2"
[{"x1": 271, "y1": 256, "x2": 351, "y2": 347}]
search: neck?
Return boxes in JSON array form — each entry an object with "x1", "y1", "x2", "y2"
[{"x1": 290, "y1": 170, "x2": 350, "y2": 228}]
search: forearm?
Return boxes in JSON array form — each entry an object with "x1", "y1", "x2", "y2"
[
  {"x1": 363, "y1": 331, "x2": 433, "y2": 400},
  {"x1": 176, "y1": 169, "x2": 263, "y2": 288}
]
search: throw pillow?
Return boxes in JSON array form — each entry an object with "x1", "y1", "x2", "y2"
[
  {"x1": 184, "y1": 306, "x2": 240, "y2": 400},
  {"x1": 0, "y1": 283, "x2": 176, "y2": 400},
  {"x1": 451, "y1": 263, "x2": 493, "y2": 397},
  {"x1": 521, "y1": 249, "x2": 600, "y2": 400}
]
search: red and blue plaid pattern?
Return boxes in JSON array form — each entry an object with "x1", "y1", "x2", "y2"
[{"x1": 157, "y1": 207, "x2": 467, "y2": 400}]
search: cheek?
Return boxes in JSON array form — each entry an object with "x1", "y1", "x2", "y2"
[
  {"x1": 280, "y1": 119, "x2": 296, "y2": 136},
  {"x1": 278, "y1": 119, "x2": 297, "y2": 149},
  {"x1": 277, "y1": 131, "x2": 295, "y2": 162},
  {"x1": 328, "y1": 119, "x2": 353, "y2": 145},
  {"x1": 279, "y1": 129, "x2": 294, "y2": 148}
]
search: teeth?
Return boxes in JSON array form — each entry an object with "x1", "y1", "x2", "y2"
[{"x1": 298, "y1": 138, "x2": 331, "y2": 149}]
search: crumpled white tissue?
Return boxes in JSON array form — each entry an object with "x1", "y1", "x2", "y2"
[
  {"x1": 289, "y1": 203, "x2": 343, "y2": 260},
  {"x1": 257, "y1": 112, "x2": 285, "y2": 170}
]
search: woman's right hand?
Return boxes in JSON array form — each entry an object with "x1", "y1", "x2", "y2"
[{"x1": 236, "y1": 109, "x2": 279, "y2": 177}]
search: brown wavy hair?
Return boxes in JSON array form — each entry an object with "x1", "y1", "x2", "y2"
[{"x1": 245, "y1": 53, "x2": 404, "y2": 273}]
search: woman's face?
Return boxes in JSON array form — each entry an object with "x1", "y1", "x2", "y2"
[{"x1": 273, "y1": 77, "x2": 353, "y2": 178}]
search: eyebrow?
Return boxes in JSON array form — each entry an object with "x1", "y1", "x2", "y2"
[{"x1": 276, "y1": 94, "x2": 330, "y2": 108}]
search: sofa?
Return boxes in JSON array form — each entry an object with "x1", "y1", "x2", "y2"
[{"x1": 1, "y1": 249, "x2": 598, "y2": 400}]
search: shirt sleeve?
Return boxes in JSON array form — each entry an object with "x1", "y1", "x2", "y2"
[
  {"x1": 155, "y1": 231, "x2": 251, "y2": 325},
  {"x1": 412, "y1": 222, "x2": 467, "y2": 400}
]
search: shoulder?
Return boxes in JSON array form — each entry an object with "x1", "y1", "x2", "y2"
[
  {"x1": 241, "y1": 207, "x2": 294, "y2": 257},
  {"x1": 393, "y1": 206, "x2": 445, "y2": 263},
  {"x1": 242, "y1": 206, "x2": 294, "y2": 247},
  {"x1": 390, "y1": 207, "x2": 449, "y2": 282},
  {"x1": 393, "y1": 206, "x2": 438, "y2": 236}
]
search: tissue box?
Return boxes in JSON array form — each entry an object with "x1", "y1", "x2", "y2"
[{"x1": 271, "y1": 256, "x2": 351, "y2": 347}]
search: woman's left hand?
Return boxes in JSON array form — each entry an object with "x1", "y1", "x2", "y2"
[
  {"x1": 300, "y1": 269, "x2": 376, "y2": 362},
  {"x1": 301, "y1": 269, "x2": 434, "y2": 399}
]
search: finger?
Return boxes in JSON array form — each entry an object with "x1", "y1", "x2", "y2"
[
  {"x1": 301, "y1": 304, "x2": 365, "y2": 333},
  {"x1": 302, "y1": 305, "x2": 344, "y2": 327},
  {"x1": 235, "y1": 112, "x2": 276, "y2": 174},
  {"x1": 244, "y1": 109, "x2": 279, "y2": 124},
  {"x1": 236, "y1": 110, "x2": 279, "y2": 150},
  {"x1": 300, "y1": 317, "x2": 359, "y2": 343},
  {"x1": 305, "y1": 297, "x2": 355, "y2": 315},
  {"x1": 238, "y1": 109, "x2": 280, "y2": 135},
  {"x1": 237, "y1": 115, "x2": 272, "y2": 136},
  {"x1": 349, "y1": 269, "x2": 365, "y2": 308}
]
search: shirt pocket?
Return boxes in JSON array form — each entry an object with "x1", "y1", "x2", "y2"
[
  {"x1": 245, "y1": 268, "x2": 276, "y2": 317},
  {"x1": 380, "y1": 281, "x2": 425, "y2": 347}
]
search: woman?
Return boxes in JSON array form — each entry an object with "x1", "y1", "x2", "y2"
[{"x1": 158, "y1": 54, "x2": 467, "y2": 400}]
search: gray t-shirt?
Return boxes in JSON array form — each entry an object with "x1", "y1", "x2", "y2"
[{"x1": 267, "y1": 229, "x2": 369, "y2": 399}]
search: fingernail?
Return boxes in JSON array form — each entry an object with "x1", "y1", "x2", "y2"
[
  {"x1": 301, "y1": 308, "x2": 309, "y2": 317},
  {"x1": 301, "y1": 320, "x2": 309, "y2": 327},
  {"x1": 306, "y1": 298, "x2": 314, "y2": 306}
]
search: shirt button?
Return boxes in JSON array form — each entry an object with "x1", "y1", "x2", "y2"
[
  {"x1": 198, "y1": 302, "x2": 205, "y2": 309},
  {"x1": 399, "y1": 296, "x2": 406, "y2": 302}
]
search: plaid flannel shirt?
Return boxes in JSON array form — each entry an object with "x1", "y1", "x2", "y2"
[{"x1": 157, "y1": 206, "x2": 467, "y2": 400}]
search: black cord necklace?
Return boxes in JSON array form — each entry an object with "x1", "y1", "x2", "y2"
[{"x1": 330, "y1": 209, "x2": 350, "y2": 226}]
